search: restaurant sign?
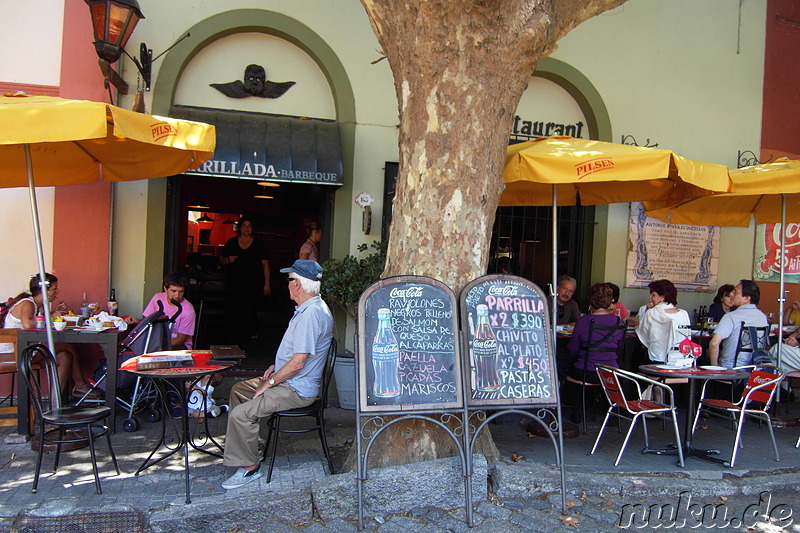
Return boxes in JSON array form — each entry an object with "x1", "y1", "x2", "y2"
[
  {"x1": 172, "y1": 105, "x2": 343, "y2": 186},
  {"x1": 191, "y1": 159, "x2": 341, "y2": 184},
  {"x1": 754, "y1": 223, "x2": 800, "y2": 283}
]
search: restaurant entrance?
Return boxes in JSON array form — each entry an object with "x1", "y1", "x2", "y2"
[{"x1": 164, "y1": 174, "x2": 336, "y2": 364}]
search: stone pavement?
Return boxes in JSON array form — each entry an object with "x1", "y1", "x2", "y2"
[{"x1": 0, "y1": 388, "x2": 799, "y2": 532}]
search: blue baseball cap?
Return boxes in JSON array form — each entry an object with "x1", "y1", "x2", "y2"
[{"x1": 280, "y1": 260, "x2": 323, "y2": 281}]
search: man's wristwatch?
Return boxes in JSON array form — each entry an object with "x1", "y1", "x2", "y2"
[{"x1": 268, "y1": 378, "x2": 276, "y2": 387}]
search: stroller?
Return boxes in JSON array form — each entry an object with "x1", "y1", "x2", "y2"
[{"x1": 75, "y1": 300, "x2": 182, "y2": 432}]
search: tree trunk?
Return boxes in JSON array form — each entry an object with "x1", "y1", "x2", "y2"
[
  {"x1": 363, "y1": 0, "x2": 624, "y2": 293},
  {"x1": 345, "y1": 0, "x2": 626, "y2": 470}
]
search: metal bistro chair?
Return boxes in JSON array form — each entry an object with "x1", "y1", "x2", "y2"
[
  {"x1": 591, "y1": 364, "x2": 684, "y2": 467},
  {"x1": 712, "y1": 323, "x2": 771, "y2": 404},
  {"x1": 261, "y1": 340, "x2": 337, "y2": 483},
  {"x1": 19, "y1": 344, "x2": 120, "y2": 494},
  {"x1": 733, "y1": 322, "x2": 770, "y2": 368},
  {"x1": 691, "y1": 364, "x2": 784, "y2": 467},
  {"x1": 564, "y1": 318, "x2": 626, "y2": 434}
]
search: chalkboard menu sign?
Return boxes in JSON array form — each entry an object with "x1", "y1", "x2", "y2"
[
  {"x1": 357, "y1": 276, "x2": 463, "y2": 412},
  {"x1": 460, "y1": 275, "x2": 556, "y2": 407}
]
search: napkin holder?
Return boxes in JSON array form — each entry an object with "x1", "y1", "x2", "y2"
[{"x1": 667, "y1": 352, "x2": 695, "y2": 368}]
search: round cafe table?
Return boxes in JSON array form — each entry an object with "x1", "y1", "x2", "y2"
[
  {"x1": 122, "y1": 350, "x2": 234, "y2": 504},
  {"x1": 638, "y1": 364, "x2": 749, "y2": 466}
]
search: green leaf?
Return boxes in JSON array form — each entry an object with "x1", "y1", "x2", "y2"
[{"x1": 321, "y1": 240, "x2": 387, "y2": 323}]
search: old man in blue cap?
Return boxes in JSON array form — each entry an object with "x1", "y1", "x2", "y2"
[{"x1": 222, "y1": 259, "x2": 333, "y2": 490}]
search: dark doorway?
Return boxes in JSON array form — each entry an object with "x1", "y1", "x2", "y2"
[
  {"x1": 488, "y1": 205, "x2": 595, "y2": 307},
  {"x1": 165, "y1": 174, "x2": 336, "y2": 367}
]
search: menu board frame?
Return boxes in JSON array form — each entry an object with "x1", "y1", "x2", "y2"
[
  {"x1": 459, "y1": 274, "x2": 557, "y2": 408},
  {"x1": 357, "y1": 276, "x2": 463, "y2": 413}
]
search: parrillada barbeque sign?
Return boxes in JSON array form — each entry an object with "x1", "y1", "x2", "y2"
[{"x1": 189, "y1": 159, "x2": 341, "y2": 184}]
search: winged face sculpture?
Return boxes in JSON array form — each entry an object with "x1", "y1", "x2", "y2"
[{"x1": 210, "y1": 64, "x2": 296, "y2": 99}]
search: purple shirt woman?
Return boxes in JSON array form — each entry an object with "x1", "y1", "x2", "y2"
[{"x1": 566, "y1": 283, "x2": 624, "y2": 384}]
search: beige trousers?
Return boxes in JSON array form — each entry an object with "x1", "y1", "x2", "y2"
[{"x1": 223, "y1": 377, "x2": 316, "y2": 467}]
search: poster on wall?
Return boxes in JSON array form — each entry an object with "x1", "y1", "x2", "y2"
[
  {"x1": 625, "y1": 202, "x2": 718, "y2": 292},
  {"x1": 753, "y1": 223, "x2": 800, "y2": 283}
]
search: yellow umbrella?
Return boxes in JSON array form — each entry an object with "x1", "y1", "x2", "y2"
[
  {"x1": 501, "y1": 136, "x2": 732, "y2": 207},
  {"x1": 0, "y1": 93, "x2": 215, "y2": 185},
  {"x1": 500, "y1": 135, "x2": 731, "y2": 330},
  {"x1": 0, "y1": 93, "x2": 216, "y2": 354},
  {"x1": 644, "y1": 159, "x2": 800, "y2": 367},
  {"x1": 644, "y1": 159, "x2": 800, "y2": 226}
]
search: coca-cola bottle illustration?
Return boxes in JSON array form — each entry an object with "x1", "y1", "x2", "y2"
[
  {"x1": 372, "y1": 308, "x2": 401, "y2": 398},
  {"x1": 473, "y1": 304, "x2": 501, "y2": 391}
]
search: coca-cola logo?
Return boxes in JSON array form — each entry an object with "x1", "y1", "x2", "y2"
[
  {"x1": 759, "y1": 223, "x2": 800, "y2": 276},
  {"x1": 373, "y1": 343, "x2": 398, "y2": 354},
  {"x1": 487, "y1": 285, "x2": 518, "y2": 296},
  {"x1": 390, "y1": 286, "x2": 424, "y2": 299},
  {"x1": 752, "y1": 375, "x2": 771, "y2": 385},
  {"x1": 473, "y1": 339, "x2": 497, "y2": 350}
]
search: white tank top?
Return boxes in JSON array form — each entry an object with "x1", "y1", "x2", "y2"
[{"x1": 0, "y1": 296, "x2": 34, "y2": 353}]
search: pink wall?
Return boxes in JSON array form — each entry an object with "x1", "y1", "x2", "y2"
[
  {"x1": 759, "y1": 1, "x2": 800, "y2": 313},
  {"x1": 761, "y1": 0, "x2": 800, "y2": 161},
  {"x1": 52, "y1": 0, "x2": 116, "y2": 313}
]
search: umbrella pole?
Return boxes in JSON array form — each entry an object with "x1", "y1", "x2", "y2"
[
  {"x1": 552, "y1": 186, "x2": 558, "y2": 334},
  {"x1": 23, "y1": 145, "x2": 57, "y2": 368},
  {"x1": 776, "y1": 195, "x2": 786, "y2": 394}
]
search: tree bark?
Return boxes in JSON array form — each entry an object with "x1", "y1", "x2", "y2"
[
  {"x1": 346, "y1": 0, "x2": 625, "y2": 471},
  {"x1": 363, "y1": 0, "x2": 625, "y2": 293}
]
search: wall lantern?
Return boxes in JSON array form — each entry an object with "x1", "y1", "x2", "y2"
[{"x1": 85, "y1": 0, "x2": 188, "y2": 94}]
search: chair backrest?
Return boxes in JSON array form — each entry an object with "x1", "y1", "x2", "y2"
[
  {"x1": 596, "y1": 364, "x2": 626, "y2": 407},
  {"x1": 0, "y1": 328, "x2": 18, "y2": 355},
  {"x1": 584, "y1": 318, "x2": 627, "y2": 362},
  {"x1": 0, "y1": 328, "x2": 19, "y2": 374},
  {"x1": 671, "y1": 324, "x2": 692, "y2": 349},
  {"x1": 738, "y1": 364, "x2": 784, "y2": 408},
  {"x1": 18, "y1": 343, "x2": 60, "y2": 416},
  {"x1": 318, "y1": 339, "x2": 338, "y2": 410},
  {"x1": 734, "y1": 322, "x2": 770, "y2": 367}
]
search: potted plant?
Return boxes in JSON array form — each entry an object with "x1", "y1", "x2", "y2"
[{"x1": 321, "y1": 241, "x2": 387, "y2": 409}]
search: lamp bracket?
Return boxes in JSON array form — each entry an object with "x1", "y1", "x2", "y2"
[{"x1": 121, "y1": 32, "x2": 190, "y2": 92}]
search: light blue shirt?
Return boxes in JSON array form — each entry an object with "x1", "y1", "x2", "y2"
[
  {"x1": 714, "y1": 304, "x2": 768, "y2": 368},
  {"x1": 275, "y1": 295, "x2": 334, "y2": 398}
]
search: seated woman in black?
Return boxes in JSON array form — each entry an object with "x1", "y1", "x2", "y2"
[{"x1": 708, "y1": 283, "x2": 735, "y2": 323}]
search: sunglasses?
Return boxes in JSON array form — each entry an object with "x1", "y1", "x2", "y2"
[{"x1": 287, "y1": 276, "x2": 298, "y2": 284}]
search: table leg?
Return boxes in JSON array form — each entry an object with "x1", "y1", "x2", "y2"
[
  {"x1": 99, "y1": 335, "x2": 118, "y2": 433},
  {"x1": 16, "y1": 337, "x2": 30, "y2": 437},
  {"x1": 181, "y1": 383, "x2": 191, "y2": 504},
  {"x1": 133, "y1": 375, "x2": 223, "y2": 504},
  {"x1": 643, "y1": 378, "x2": 723, "y2": 464},
  {"x1": 135, "y1": 380, "x2": 183, "y2": 475}
]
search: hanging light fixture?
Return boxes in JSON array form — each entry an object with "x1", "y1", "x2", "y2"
[
  {"x1": 84, "y1": 0, "x2": 189, "y2": 93},
  {"x1": 187, "y1": 198, "x2": 210, "y2": 210},
  {"x1": 222, "y1": 217, "x2": 235, "y2": 225},
  {"x1": 196, "y1": 213, "x2": 215, "y2": 223},
  {"x1": 256, "y1": 181, "x2": 280, "y2": 187},
  {"x1": 253, "y1": 195, "x2": 274, "y2": 199}
]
